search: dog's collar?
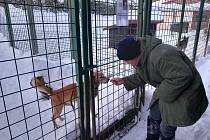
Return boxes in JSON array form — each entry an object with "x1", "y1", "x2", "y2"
[
  {"x1": 93, "y1": 79, "x2": 99, "y2": 89},
  {"x1": 94, "y1": 86, "x2": 99, "y2": 90},
  {"x1": 94, "y1": 82, "x2": 99, "y2": 90}
]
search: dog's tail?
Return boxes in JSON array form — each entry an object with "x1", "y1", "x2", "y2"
[{"x1": 30, "y1": 76, "x2": 52, "y2": 100}]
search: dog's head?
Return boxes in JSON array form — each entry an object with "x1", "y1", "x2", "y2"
[
  {"x1": 30, "y1": 76, "x2": 45, "y2": 87},
  {"x1": 30, "y1": 76, "x2": 52, "y2": 90},
  {"x1": 93, "y1": 70, "x2": 110, "y2": 84}
]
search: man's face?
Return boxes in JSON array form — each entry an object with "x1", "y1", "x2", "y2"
[{"x1": 124, "y1": 56, "x2": 139, "y2": 68}]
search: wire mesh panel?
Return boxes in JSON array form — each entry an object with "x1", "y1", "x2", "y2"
[
  {"x1": 195, "y1": 2, "x2": 210, "y2": 59},
  {"x1": 0, "y1": 0, "x2": 81, "y2": 140},
  {"x1": 90, "y1": 0, "x2": 140, "y2": 139},
  {"x1": 89, "y1": 0, "x2": 209, "y2": 139},
  {"x1": 2, "y1": 0, "x2": 74, "y2": 61},
  {"x1": 152, "y1": 0, "x2": 210, "y2": 61},
  {"x1": 0, "y1": 6, "x2": 8, "y2": 39}
]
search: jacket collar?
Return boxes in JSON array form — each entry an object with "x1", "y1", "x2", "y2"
[{"x1": 137, "y1": 36, "x2": 162, "y2": 68}]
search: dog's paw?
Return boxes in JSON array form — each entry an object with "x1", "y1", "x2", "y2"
[
  {"x1": 60, "y1": 117, "x2": 65, "y2": 121},
  {"x1": 55, "y1": 118, "x2": 64, "y2": 128}
]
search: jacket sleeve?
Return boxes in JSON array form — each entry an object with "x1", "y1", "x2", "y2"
[
  {"x1": 122, "y1": 71, "x2": 146, "y2": 91},
  {"x1": 155, "y1": 54, "x2": 193, "y2": 102}
]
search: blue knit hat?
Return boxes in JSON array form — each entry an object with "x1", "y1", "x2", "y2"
[{"x1": 117, "y1": 37, "x2": 140, "y2": 60}]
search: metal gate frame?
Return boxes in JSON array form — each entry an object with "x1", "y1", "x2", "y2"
[{"x1": 77, "y1": 0, "x2": 144, "y2": 139}]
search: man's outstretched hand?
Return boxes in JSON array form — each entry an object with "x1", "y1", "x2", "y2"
[{"x1": 110, "y1": 77, "x2": 124, "y2": 85}]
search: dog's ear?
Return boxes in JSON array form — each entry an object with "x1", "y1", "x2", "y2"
[
  {"x1": 92, "y1": 68, "x2": 98, "y2": 73},
  {"x1": 93, "y1": 70, "x2": 103, "y2": 79},
  {"x1": 92, "y1": 69, "x2": 101, "y2": 75},
  {"x1": 30, "y1": 78, "x2": 35, "y2": 87},
  {"x1": 93, "y1": 70, "x2": 98, "y2": 77},
  {"x1": 37, "y1": 76, "x2": 44, "y2": 80}
]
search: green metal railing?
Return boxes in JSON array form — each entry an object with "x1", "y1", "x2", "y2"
[
  {"x1": 74, "y1": 0, "x2": 85, "y2": 139},
  {"x1": 3, "y1": 0, "x2": 15, "y2": 48},
  {"x1": 192, "y1": 0, "x2": 205, "y2": 64},
  {"x1": 177, "y1": 0, "x2": 186, "y2": 47},
  {"x1": 204, "y1": 22, "x2": 210, "y2": 57},
  {"x1": 26, "y1": 0, "x2": 38, "y2": 55}
]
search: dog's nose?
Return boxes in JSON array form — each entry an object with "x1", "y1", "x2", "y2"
[{"x1": 107, "y1": 78, "x2": 110, "y2": 82}]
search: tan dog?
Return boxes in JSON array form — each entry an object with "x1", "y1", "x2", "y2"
[{"x1": 30, "y1": 71, "x2": 109, "y2": 128}]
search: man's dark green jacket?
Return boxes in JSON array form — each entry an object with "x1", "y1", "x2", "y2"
[{"x1": 123, "y1": 36, "x2": 208, "y2": 126}]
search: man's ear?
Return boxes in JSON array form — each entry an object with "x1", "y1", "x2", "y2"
[
  {"x1": 93, "y1": 69, "x2": 103, "y2": 74},
  {"x1": 92, "y1": 69, "x2": 98, "y2": 77}
]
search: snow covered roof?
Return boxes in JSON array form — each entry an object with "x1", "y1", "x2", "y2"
[
  {"x1": 151, "y1": 9, "x2": 164, "y2": 21},
  {"x1": 153, "y1": 0, "x2": 210, "y2": 11},
  {"x1": 163, "y1": 0, "x2": 201, "y2": 4},
  {"x1": 163, "y1": 0, "x2": 210, "y2": 4}
]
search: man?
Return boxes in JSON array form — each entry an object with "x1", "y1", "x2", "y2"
[{"x1": 110, "y1": 36, "x2": 208, "y2": 140}]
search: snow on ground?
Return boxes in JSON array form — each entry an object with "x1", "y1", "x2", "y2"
[
  {"x1": 0, "y1": 4, "x2": 136, "y2": 139},
  {"x1": 122, "y1": 54, "x2": 210, "y2": 140},
  {"x1": 0, "y1": 29, "x2": 210, "y2": 140},
  {"x1": 1, "y1": 2, "x2": 210, "y2": 140},
  {"x1": 0, "y1": 33, "x2": 79, "y2": 140},
  {"x1": 0, "y1": 32, "x2": 135, "y2": 140}
]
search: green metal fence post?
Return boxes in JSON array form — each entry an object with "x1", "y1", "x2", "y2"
[
  {"x1": 134, "y1": 0, "x2": 144, "y2": 115},
  {"x1": 3, "y1": 0, "x2": 15, "y2": 48},
  {"x1": 204, "y1": 22, "x2": 210, "y2": 57},
  {"x1": 138, "y1": 0, "x2": 152, "y2": 112},
  {"x1": 143, "y1": 0, "x2": 151, "y2": 107},
  {"x1": 146, "y1": 0, "x2": 152, "y2": 35},
  {"x1": 177, "y1": 0, "x2": 186, "y2": 45},
  {"x1": 142, "y1": 0, "x2": 152, "y2": 36},
  {"x1": 135, "y1": 0, "x2": 152, "y2": 120},
  {"x1": 71, "y1": 0, "x2": 86, "y2": 139},
  {"x1": 136, "y1": 0, "x2": 144, "y2": 116},
  {"x1": 137, "y1": 0, "x2": 144, "y2": 37},
  {"x1": 81, "y1": 0, "x2": 91, "y2": 139},
  {"x1": 26, "y1": 0, "x2": 38, "y2": 55},
  {"x1": 192, "y1": 0, "x2": 205, "y2": 64},
  {"x1": 87, "y1": 0, "x2": 97, "y2": 139},
  {"x1": 67, "y1": 0, "x2": 77, "y2": 60},
  {"x1": 142, "y1": 0, "x2": 148, "y2": 36}
]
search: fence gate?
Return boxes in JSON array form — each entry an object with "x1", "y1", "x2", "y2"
[
  {"x1": 81, "y1": 0, "x2": 142, "y2": 139},
  {"x1": 0, "y1": 0, "x2": 142, "y2": 140}
]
